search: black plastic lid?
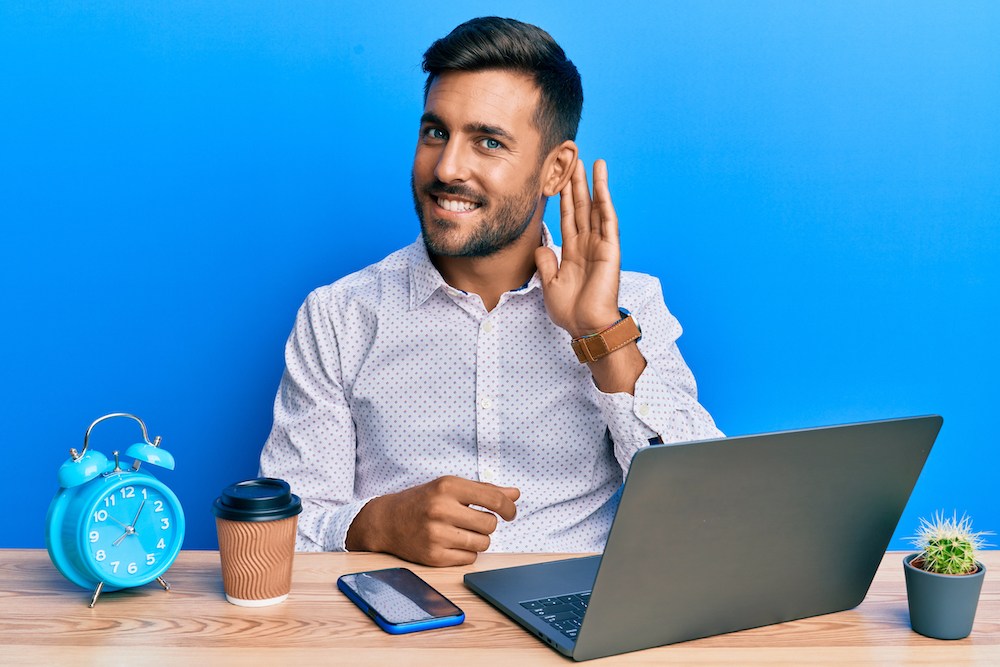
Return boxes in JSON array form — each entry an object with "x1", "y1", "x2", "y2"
[{"x1": 212, "y1": 478, "x2": 302, "y2": 522}]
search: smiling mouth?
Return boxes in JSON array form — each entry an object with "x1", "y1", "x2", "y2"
[{"x1": 435, "y1": 196, "x2": 482, "y2": 213}]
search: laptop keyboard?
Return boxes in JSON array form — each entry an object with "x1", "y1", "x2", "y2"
[{"x1": 520, "y1": 591, "x2": 591, "y2": 640}]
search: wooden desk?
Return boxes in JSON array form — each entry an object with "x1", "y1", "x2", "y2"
[{"x1": 2, "y1": 549, "x2": 997, "y2": 665}]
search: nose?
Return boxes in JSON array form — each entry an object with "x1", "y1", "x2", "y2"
[{"x1": 434, "y1": 137, "x2": 471, "y2": 184}]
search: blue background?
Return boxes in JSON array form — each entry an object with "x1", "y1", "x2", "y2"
[{"x1": 2, "y1": 1, "x2": 997, "y2": 552}]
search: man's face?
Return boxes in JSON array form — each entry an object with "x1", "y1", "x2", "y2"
[{"x1": 411, "y1": 69, "x2": 547, "y2": 258}]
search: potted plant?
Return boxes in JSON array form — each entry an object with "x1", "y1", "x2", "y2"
[{"x1": 903, "y1": 511, "x2": 993, "y2": 639}]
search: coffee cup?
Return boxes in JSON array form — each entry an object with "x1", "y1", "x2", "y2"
[{"x1": 212, "y1": 477, "x2": 302, "y2": 606}]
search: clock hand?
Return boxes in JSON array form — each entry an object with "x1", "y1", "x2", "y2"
[
  {"x1": 111, "y1": 500, "x2": 147, "y2": 547},
  {"x1": 130, "y1": 499, "x2": 146, "y2": 530}
]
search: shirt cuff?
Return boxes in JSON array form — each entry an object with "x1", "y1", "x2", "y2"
[
  {"x1": 593, "y1": 369, "x2": 723, "y2": 472},
  {"x1": 296, "y1": 497, "x2": 377, "y2": 552},
  {"x1": 593, "y1": 384, "x2": 661, "y2": 472}
]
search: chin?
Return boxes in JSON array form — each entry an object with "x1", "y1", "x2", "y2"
[{"x1": 420, "y1": 219, "x2": 462, "y2": 256}]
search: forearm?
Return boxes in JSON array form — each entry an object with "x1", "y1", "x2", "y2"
[
  {"x1": 593, "y1": 276, "x2": 722, "y2": 470},
  {"x1": 586, "y1": 339, "x2": 646, "y2": 395}
]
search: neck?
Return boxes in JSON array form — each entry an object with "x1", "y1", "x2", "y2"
[{"x1": 430, "y1": 220, "x2": 543, "y2": 311}]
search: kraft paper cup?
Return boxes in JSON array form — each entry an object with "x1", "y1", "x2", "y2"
[{"x1": 212, "y1": 478, "x2": 302, "y2": 607}]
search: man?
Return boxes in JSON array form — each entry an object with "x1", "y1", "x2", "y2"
[{"x1": 260, "y1": 17, "x2": 721, "y2": 566}]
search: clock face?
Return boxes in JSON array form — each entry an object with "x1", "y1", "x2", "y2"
[{"x1": 83, "y1": 480, "x2": 182, "y2": 586}]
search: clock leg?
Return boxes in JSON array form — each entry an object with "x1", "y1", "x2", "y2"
[
  {"x1": 89, "y1": 581, "x2": 105, "y2": 608},
  {"x1": 156, "y1": 577, "x2": 171, "y2": 591}
]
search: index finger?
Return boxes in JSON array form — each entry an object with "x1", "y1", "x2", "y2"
[
  {"x1": 560, "y1": 159, "x2": 591, "y2": 242},
  {"x1": 455, "y1": 480, "x2": 519, "y2": 521},
  {"x1": 591, "y1": 159, "x2": 618, "y2": 240}
]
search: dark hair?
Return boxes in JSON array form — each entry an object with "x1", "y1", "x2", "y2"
[{"x1": 422, "y1": 17, "x2": 583, "y2": 154}]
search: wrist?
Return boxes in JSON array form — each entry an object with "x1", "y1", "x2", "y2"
[
  {"x1": 568, "y1": 314, "x2": 623, "y2": 340},
  {"x1": 346, "y1": 495, "x2": 386, "y2": 552},
  {"x1": 570, "y1": 309, "x2": 642, "y2": 364}
]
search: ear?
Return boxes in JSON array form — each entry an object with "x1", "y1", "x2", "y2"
[{"x1": 540, "y1": 140, "x2": 579, "y2": 197}]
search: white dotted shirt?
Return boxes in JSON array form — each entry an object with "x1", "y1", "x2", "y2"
[{"x1": 260, "y1": 225, "x2": 722, "y2": 553}]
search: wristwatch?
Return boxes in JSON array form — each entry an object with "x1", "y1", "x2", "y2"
[{"x1": 570, "y1": 310, "x2": 641, "y2": 363}]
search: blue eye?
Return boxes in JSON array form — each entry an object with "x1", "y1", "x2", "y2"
[
  {"x1": 423, "y1": 127, "x2": 446, "y2": 141},
  {"x1": 481, "y1": 138, "x2": 503, "y2": 150}
]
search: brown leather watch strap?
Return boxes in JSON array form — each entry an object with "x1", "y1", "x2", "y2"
[{"x1": 571, "y1": 314, "x2": 641, "y2": 363}]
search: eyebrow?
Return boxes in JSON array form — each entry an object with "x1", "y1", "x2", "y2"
[{"x1": 420, "y1": 112, "x2": 516, "y2": 144}]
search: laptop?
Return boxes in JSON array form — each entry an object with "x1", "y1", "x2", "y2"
[{"x1": 464, "y1": 415, "x2": 942, "y2": 661}]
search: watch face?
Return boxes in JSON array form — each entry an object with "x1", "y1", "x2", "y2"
[{"x1": 84, "y1": 480, "x2": 182, "y2": 586}]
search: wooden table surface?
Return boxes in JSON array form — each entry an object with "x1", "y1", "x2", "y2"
[{"x1": 2, "y1": 549, "x2": 997, "y2": 665}]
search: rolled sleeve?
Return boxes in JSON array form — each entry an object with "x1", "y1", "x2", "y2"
[{"x1": 594, "y1": 275, "x2": 723, "y2": 472}]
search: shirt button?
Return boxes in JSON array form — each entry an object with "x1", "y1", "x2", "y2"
[
  {"x1": 482, "y1": 468, "x2": 495, "y2": 482},
  {"x1": 480, "y1": 396, "x2": 493, "y2": 410},
  {"x1": 638, "y1": 403, "x2": 651, "y2": 417},
  {"x1": 482, "y1": 321, "x2": 494, "y2": 333}
]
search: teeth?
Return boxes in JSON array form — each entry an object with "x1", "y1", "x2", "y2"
[{"x1": 437, "y1": 197, "x2": 480, "y2": 212}]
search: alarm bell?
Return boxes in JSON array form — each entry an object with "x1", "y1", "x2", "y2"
[
  {"x1": 126, "y1": 438, "x2": 175, "y2": 470},
  {"x1": 57, "y1": 449, "x2": 111, "y2": 488},
  {"x1": 59, "y1": 413, "x2": 173, "y2": 488}
]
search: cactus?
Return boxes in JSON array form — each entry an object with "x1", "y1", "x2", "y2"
[{"x1": 909, "y1": 511, "x2": 993, "y2": 575}]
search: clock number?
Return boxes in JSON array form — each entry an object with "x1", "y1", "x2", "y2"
[{"x1": 86, "y1": 483, "x2": 178, "y2": 581}]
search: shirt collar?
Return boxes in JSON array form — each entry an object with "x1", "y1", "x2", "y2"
[{"x1": 408, "y1": 223, "x2": 560, "y2": 310}]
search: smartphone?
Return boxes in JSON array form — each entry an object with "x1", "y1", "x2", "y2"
[{"x1": 337, "y1": 567, "x2": 465, "y2": 634}]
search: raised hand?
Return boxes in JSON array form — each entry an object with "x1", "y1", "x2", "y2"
[
  {"x1": 535, "y1": 159, "x2": 622, "y2": 339},
  {"x1": 346, "y1": 476, "x2": 520, "y2": 567},
  {"x1": 536, "y1": 158, "x2": 646, "y2": 393}
]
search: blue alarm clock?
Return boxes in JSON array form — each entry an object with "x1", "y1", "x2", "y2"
[{"x1": 46, "y1": 413, "x2": 186, "y2": 607}]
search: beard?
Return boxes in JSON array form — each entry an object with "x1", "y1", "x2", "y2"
[{"x1": 412, "y1": 173, "x2": 541, "y2": 258}]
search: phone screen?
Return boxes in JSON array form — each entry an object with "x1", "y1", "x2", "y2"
[{"x1": 338, "y1": 567, "x2": 463, "y2": 626}]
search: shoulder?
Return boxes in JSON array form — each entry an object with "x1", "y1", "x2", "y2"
[
  {"x1": 618, "y1": 270, "x2": 665, "y2": 309},
  {"x1": 302, "y1": 242, "x2": 418, "y2": 315},
  {"x1": 619, "y1": 269, "x2": 684, "y2": 340}
]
